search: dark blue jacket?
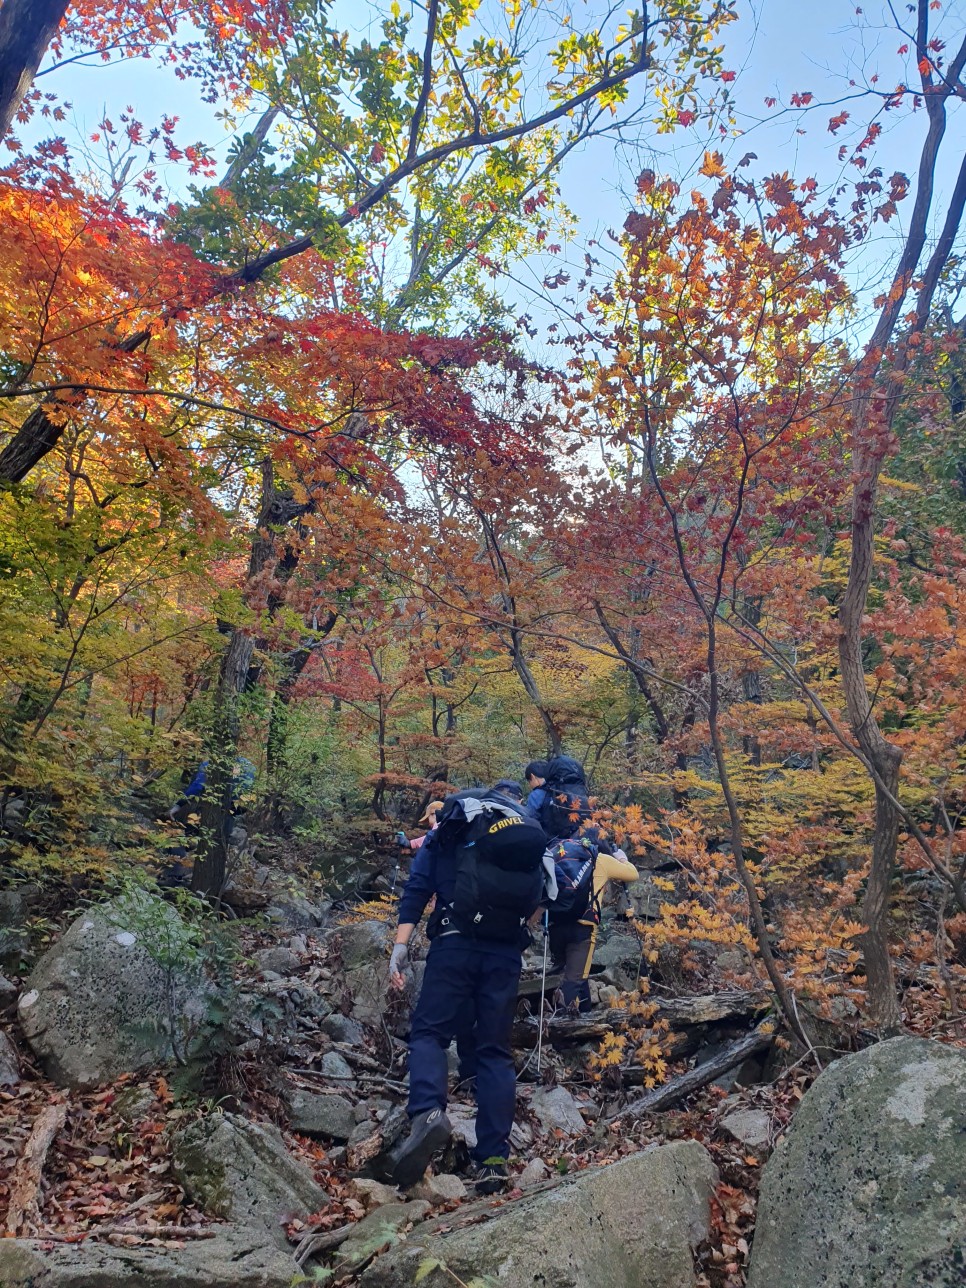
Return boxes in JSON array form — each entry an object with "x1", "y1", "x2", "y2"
[
  {"x1": 396, "y1": 825, "x2": 523, "y2": 959},
  {"x1": 397, "y1": 829, "x2": 445, "y2": 927},
  {"x1": 524, "y1": 785, "x2": 549, "y2": 820}
]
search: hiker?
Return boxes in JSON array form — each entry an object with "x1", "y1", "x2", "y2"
[
  {"x1": 396, "y1": 799, "x2": 444, "y2": 851},
  {"x1": 523, "y1": 760, "x2": 549, "y2": 821},
  {"x1": 385, "y1": 787, "x2": 548, "y2": 1194},
  {"x1": 167, "y1": 756, "x2": 256, "y2": 825},
  {"x1": 448, "y1": 779, "x2": 524, "y2": 1090},
  {"x1": 532, "y1": 755, "x2": 592, "y2": 841},
  {"x1": 547, "y1": 835, "x2": 638, "y2": 1012}
]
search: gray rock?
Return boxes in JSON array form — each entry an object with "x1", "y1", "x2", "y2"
[
  {"x1": 321, "y1": 1049, "x2": 354, "y2": 1080},
  {"x1": 517, "y1": 1157, "x2": 549, "y2": 1189},
  {"x1": 410, "y1": 1173, "x2": 467, "y2": 1203},
  {"x1": 748, "y1": 1037, "x2": 966, "y2": 1288},
  {"x1": 0, "y1": 917, "x2": 27, "y2": 967},
  {"x1": 0, "y1": 887, "x2": 33, "y2": 970},
  {"x1": 361, "y1": 1140, "x2": 717, "y2": 1288},
  {"x1": 530, "y1": 1085, "x2": 588, "y2": 1136},
  {"x1": 345, "y1": 961, "x2": 387, "y2": 1026},
  {"x1": 627, "y1": 874, "x2": 679, "y2": 920},
  {"x1": 323, "y1": 1013, "x2": 366, "y2": 1045},
  {"x1": 349, "y1": 1120, "x2": 375, "y2": 1146},
  {"x1": 447, "y1": 1106, "x2": 530, "y2": 1154},
  {"x1": 114, "y1": 1084, "x2": 157, "y2": 1124},
  {"x1": 288, "y1": 935, "x2": 308, "y2": 954},
  {"x1": 349, "y1": 1178, "x2": 401, "y2": 1210},
  {"x1": 593, "y1": 932, "x2": 643, "y2": 988},
  {"x1": 0, "y1": 972, "x2": 19, "y2": 1012},
  {"x1": 720, "y1": 1108, "x2": 770, "y2": 1151},
  {"x1": 285, "y1": 1088, "x2": 356, "y2": 1141},
  {"x1": 265, "y1": 895, "x2": 322, "y2": 930},
  {"x1": 447, "y1": 1105, "x2": 477, "y2": 1151},
  {"x1": 254, "y1": 946, "x2": 300, "y2": 976},
  {"x1": 339, "y1": 920, "x2": 390, "y2": 970},
  {"x1": 0, "y1": 1028, "x2": 20, "y2": 1085},
  {"x1": 338, "y1": 1199, "x2": 432, "y2": 1267},
  {"x1": 18, "y1": 895, "x2": 211, "y2": 1089},
  {"x1": 0, "y1": 1228, "x2": 297, "y2": 1286},
  {"x1": 171, "y1": 1113, "x2": 325, "y2": 1248}
]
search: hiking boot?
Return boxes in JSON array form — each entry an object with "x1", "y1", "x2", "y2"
[
  {"x1": 386, "y1": 1108, "x2": 452, "y2": 1189},
  {"x1": 474, "y1": 1158, "x2": 509, "y2": 1195}
]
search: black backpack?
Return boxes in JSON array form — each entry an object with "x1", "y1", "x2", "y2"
[
  {"x1": 432, "y1": 790, "x2": 548, "y2": 944},
  {"x1": 548, "y1": 837, "x2": 599, "y2": 923},
  {"x1": 538, "y1": 756, "x2": 592, "y2": 842}
]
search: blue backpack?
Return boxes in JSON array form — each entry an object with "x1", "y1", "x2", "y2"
[{"x1": 549, "y1": 837, "x2": 599, "y2": 923}]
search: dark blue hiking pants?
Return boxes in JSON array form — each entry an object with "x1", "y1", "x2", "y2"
[{"x1": 407, "y1": 934, "x2": 521, "y2": 1164}]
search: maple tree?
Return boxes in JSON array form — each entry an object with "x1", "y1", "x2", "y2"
[{"x1": 0, "y1": 0, "x2": 963, "y2": 1050}]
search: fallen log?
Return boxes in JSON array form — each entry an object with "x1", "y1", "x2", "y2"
[
  {"x1": 513, "y1": 990, "x2": 768, "y2": 1047},
  {"x1": 6, "y1": 1100, "x2": 67, "y2": 1235},
  {"x1": 39, "y1": 1223, "x2": 216, "y2": 1243},
  {"x1": 517, "y1": 972, "x2": 563, "y2": 999},
  {"x1": 606, "y1": 1021, "x2": 775, "y2": 1122}
]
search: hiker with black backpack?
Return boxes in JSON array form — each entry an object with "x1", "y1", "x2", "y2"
[
  {"x1": 535, "y1": 756, "x2": 638, "y2": 1011},
  {"x1": 385, "y1": 787, "x2": 550, "y2": 1194},
  {"x1": 533, "y1": 755, "x2": 592, "y2": 840}
]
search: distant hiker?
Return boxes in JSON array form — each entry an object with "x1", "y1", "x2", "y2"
[
  {"x1": 396, "y1": 799, "x2": 444, "y2": 851},
  {"x1": 523, "y1": 760, "x2": 550, "y2": 820},
  {"x1": 385, "y1": 787, "x2": 548, "y2": 1194},
  {"x1": 534, "y1": 755, "x2": 592, "y2": 842},
  {"x1": 167, "y1": 756, "x2": 256, "y2": 824},
  {"x1": 548, "y1": 835, "x2": 638, "y2": 1012}
]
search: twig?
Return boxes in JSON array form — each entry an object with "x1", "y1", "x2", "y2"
[
  {"x1": 284, "y1": 1067, "x2": 409, "y2": 1093},
  {"x1": 293, "y1": 1220, "x2": 355, "y2": 1266},
  {"x1": 6, "y1": 1101, "x2": 67, "y2": 1234}
]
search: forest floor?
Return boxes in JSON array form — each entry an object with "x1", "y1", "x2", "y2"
[{"x1": 0, "y1": 908, "x2": 826, "y2": 1288}]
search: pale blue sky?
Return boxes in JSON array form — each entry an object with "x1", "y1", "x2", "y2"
[{"x1": 30, "y1": 0, "x2": 965, "y2": 343}]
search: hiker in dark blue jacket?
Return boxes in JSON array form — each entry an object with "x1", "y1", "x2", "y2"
[
  {"x1": 523, "y1": 760, "x2": 549, "y2": 820},
  {"x1": 385, "y1": 789, "x2": 546, "y2": 1195}
]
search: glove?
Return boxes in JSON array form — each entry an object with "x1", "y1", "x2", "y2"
[
  {"x1": 395, "y1": 830, "x2": 408, "y2": 847},
  {"x1": 614, "y1": 847, "x2": 629, "y2": 863},
  {"x1": 389, "y1": 942, "x2": 409, "y2": 980}
]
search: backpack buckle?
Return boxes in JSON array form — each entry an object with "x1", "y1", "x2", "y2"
[{"x1": 473, "y1": 913, "x2": 483, "y2": 923}]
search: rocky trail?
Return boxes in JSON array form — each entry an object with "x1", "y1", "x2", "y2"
[{"x1": 0, "y1": 870, "x2": 964, "y2": 1288}]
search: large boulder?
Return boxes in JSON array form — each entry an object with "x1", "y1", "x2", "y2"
[
  {"x1": 18, "y1": 895, "x2": 212, "y2": 1088},
  {"x1": 0, "y1": 1228, "x2": 297, "y2": 1286},
  {"x1": 361, "y1": 1140, "x2": 717, "y2": 1288},
  {"x1": 748, "y1": 1036, "x2": 966, "y2": 1288},
  {"x1": 171, "y1": 1112, "x2": 326, "y2": 1248}
]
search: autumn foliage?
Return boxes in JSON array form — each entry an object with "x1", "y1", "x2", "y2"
[{"x1": 0, "y1": 0, "x2": 964, "y2": 1055}]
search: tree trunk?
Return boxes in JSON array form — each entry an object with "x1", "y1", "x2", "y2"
[
  {"x1": 191, "y1": 462, "x2": 312, "y2": 895},
  {"x1": 190, "y1": 629, "x2": 254, "y2": 898},
  {"x1": 837, "y1": 450, "x2": 905, "y2": 1032},
  {"x1": 0, "y1": 0, "x2": 69, "y2": 142}
]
